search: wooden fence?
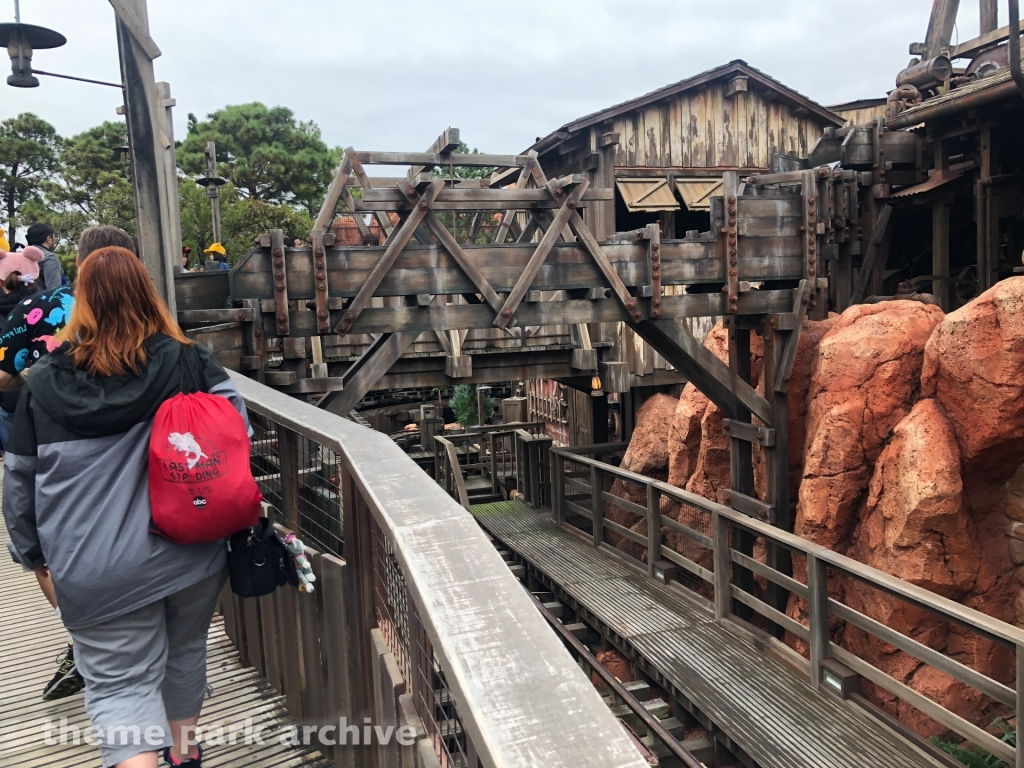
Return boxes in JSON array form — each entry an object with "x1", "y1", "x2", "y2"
[{"x1": 551, "y1": 444, "x2": 1024, "y2": 768}]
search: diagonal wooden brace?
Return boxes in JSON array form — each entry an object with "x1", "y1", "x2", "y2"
[
  {"x1": 494, "y1": 150, "x2": 538, "y2": 244},
  {"x1": 527, "y1": 157, "x2": 641, "y2": 322},
  {"x1": 493, "y1": 178, "x2": 589, "y2": 329},
  {"x1": 567, "y1": 208, "x2": 643, "y2": 322},
  {"x1": 631, "y1": 317, "x2": 773, "y2": 426},
  {"x1": 348, "y1": 149, "x2": 395, "y2": 239},
  {"x1": 334, "y1": 179, "x2": 444, "y2": 336},
  {"x1": 396, "y1": 180, "x2": 504, "y2": 316},
  {"x1": 314, "y1": 151, "x2": 355, "y2": 232},
  {"x1": 773, "y1": 279, "x2": 812, "y2": 394}
]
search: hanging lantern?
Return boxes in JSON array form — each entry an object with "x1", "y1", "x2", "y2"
[{"x1": 0, "y1": 22, "x2": 66, "y2": 88}]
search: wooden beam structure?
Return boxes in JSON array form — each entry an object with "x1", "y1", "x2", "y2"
[{"x1": 183, "y1": 132, "x2": 870, "y2": 545}]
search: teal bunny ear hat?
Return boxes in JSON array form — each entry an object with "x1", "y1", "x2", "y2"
[{"x1": 0, "y1": 246, "x2": 42, "y2": 281}]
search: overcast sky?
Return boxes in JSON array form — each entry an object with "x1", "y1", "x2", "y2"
[{"x1": 1, "y1": 0, "x2": 1007, "y2": 153}]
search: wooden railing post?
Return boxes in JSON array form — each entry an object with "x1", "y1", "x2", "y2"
[
  {"x1": 807, "y1": 552, "x2": 830, "y2": 690},
  {"x1": 712, "y1": 510, "x2": 731, "y2": 622},
  {"x1": 489, "y1": 432, "x2": 498, "y2": 495},
  {"x1": 552, "y1": 449, "x2": 566, "y2": 525},
  {"x1": 590, "y1": 462, "x2": 603, "y2": 545},
  {"x1": 647, "y1": 483, "x2": 661, "y2": 578}
]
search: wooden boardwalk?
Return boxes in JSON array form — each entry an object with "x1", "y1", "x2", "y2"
[
  {"x1": 470, "y1": 500, "x2": 945, "y2": 768},
  {"x1": 0, "y1": 515, "x2": 331, "y2": 767}
]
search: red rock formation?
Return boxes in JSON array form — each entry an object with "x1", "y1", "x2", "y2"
[
  {"x1": 851, "y1": 399, "x2": 976, "y2": 596},
  {"x1": 616, "y1": 393, "x2": 678, "y2": 478},
  {"x1": 922, "y1": 277, "x2": 1024, "y2": 486},
  {"x1": 592, "y1": 649, "x2": 631, "y2": 685},
  {"x1": 666, "y1": 384, "x2": 709, "y2": 490},
  {"x1": 606, "y1": 393, "x2": 678, "y2": 557},
  {"x1": 795, "y1": 301, "x2": 944, "y2": 552},
  {"x1": 842, "y1": 399, "x2": 995, "y2": 735}
]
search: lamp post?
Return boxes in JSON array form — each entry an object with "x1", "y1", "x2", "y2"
[
  {"x1": 2, "y1": 0, "x2": 181, "y2": 313},
  {"x1": 195, "y1": 140, "x2": 227, "y2": 245}
]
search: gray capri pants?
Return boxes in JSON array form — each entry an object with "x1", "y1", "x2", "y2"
[{"x1": 69, "y1": 569, "x2": 227, "y2": 767}]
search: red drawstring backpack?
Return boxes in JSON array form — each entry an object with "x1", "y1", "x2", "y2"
[{"x1": 149, "y1": 344, "x2": 262, "y2": 544}]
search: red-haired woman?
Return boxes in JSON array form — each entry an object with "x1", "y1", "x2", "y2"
[{"x1": 3, "y1": 246, "x2": 247, "y2": 768}]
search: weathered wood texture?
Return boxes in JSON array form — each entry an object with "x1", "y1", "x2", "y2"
[
  {"x1": 470, "y1": 500, "x2": 936, "y2": 768},
  {"x1": 604, "y1": 85, "x2": 830, "y2": 170},
  {"x1": 0, "y1": 524, "x2": 330, "y2": 768}
]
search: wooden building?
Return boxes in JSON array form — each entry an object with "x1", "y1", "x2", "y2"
[
  {"x1": 529, "y1": 59, "x2": 844, "y2": 241},
  {"x1": 522, "y1": 60, "x2": 843, "y2": 443},
  {"x1": 828, "y1": 97, "x2": 888, "y2": 126}
]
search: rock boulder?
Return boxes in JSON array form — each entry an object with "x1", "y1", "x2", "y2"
[
  {"x1": 922, "y1": 277, "x2": 1024, "y2": 486},
  {"x1": 795, "y1": 301, "x2": 944, "y2": 552}
]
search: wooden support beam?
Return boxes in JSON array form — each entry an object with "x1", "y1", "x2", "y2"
[
  {"x1": 495, "y1": 153, "x2": 535, "y2": 245},
  {"x1": 355, "y1": 151, "x2": 527, "y2": 168},
  {"x1": 494, "y1": 179, "x2": 590, "y2": 329},
  {"x1": 397, "y1": 180, "x2": 504, "y2": 316},
  {"x1": 335, "y1": 180, "x2": 444, "y2": 336},
  {"x1": 981, "y1": 0, "x2": 998, "y2": 34},
  {"x1": 722, "y1": 419, "x2": 775, "y2": 447},
  {"x1": 773, "y1": 280, "x2": 811, "y2": 393},
  {"x1": 728, "y1": 325, "x2": 756, "y2": 620},
  {"x1": 309, "y1": 228, "x2": 331, "y2": 335},
  {"x1": 410, "y1": 128, "x2": 460, "y2": 179},
  {"x1": 567, "y1": 208, "x2": 643, "y2": 323},
  {"x1": 950, "y1": 18, "x2": 1024, "y2": 59},
  {"x1": 464, "y1": 211, "x2": 484, "y2": 245},
  {"x1": 269, "y1": 229, "x2": 290, "y2": 337},
  {"x1": 644, "y1": 223, "x2": 662, "y2": 318},
  {"x1": 630, "y1": 318, "x2": 773, "y2": 426},
  {"x1": 761, "y1": 324, "x2": 791, "y2": 640},
  {"x1": 349, "y1": 149, "x2": 395, "y2": 238},
  {"x1": 107, "y1": 0, "x2": 162, "y2": 59},
  {"x1": 315, "y1": 151, "x2": 355, "y2": 232},
  {"x1": 924, "y1": 0, "x2": 961, "y2": 58},
  {"x1": 933, "y1": 199, "x2": 951, "y2": 311},
  {"x1": 852, "y1": 204, "x2": 893, "y2": 304},
  {"x1": 320, "y1": 332, "x2": 418, "y2": 416}
]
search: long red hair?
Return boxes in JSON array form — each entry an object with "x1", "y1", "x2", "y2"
[{"x1": 57, "y1": 246, "x2": 191, "y2": 376}]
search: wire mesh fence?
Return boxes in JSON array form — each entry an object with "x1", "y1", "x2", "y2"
[
  {"x1": 371, "y1": 516, "x2": 472, "y2": 767},
  {"x1": 247, "y1": 413, "x2": 343, "y2": 557}
]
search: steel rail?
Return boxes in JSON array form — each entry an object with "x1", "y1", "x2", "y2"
[{"x1": 529, "y1": 592, "x2": 705, "y2": 768}]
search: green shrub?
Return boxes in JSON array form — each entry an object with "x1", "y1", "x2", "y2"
[
  {"x1": 930, "y1": 719, "x2": 1015, "y2": 768},
  {"x1": 449, "y1": 384, "x2": 494, "y2": 427}
]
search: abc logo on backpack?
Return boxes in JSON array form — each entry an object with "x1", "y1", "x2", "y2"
[{"x1": 149, "y1": 391, "x2": 262, "y2": 545}]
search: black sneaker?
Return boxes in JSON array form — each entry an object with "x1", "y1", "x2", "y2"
[
  {"x1": 163, "y1": 744, "x2": 203, "y2": 767},
  {"x1": 42, "y1": 644, "x2": 86, "y2": 701}
]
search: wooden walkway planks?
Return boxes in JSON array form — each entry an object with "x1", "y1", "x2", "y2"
[
  {"x1": 0, "y1": 510, "x2": 332, "y2": 768},
  {"x1": 470, "y1": 499, "x2": 939, "y2": 768}
]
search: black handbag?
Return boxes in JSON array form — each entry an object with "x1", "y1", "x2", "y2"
[{"x1": 226, "y1": 518, "x2": 298, "y2": 598}]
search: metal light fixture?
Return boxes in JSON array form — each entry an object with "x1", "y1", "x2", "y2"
[
  {"x1": 0, "y1": 4, "x2": 65, "y2": 88},
  {"x1": 1, "y1": 1, "x2": 121, "y2": 89},
  {"x1": 590, "y1": 374, "x2": 604, "y2": 397}
]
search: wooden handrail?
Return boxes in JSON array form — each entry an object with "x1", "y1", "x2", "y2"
[{"x1": 550, "y1": 442, "x2": 1024, "y2": 758}]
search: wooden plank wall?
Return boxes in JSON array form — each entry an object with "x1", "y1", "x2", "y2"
[
  {"x1": 831, "y1": 104, "x2": 888, "y2": 127},
  {"x1": 219, "y1": 532, "x2": 442, "y2": 768},
  {"x1": 605, "y1": 85, "x2": 827, "y2": 169}
]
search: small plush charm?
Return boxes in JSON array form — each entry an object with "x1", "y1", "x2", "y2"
[{"x1": 283, "y1": 533, "x2": 317, "y2": 593}]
